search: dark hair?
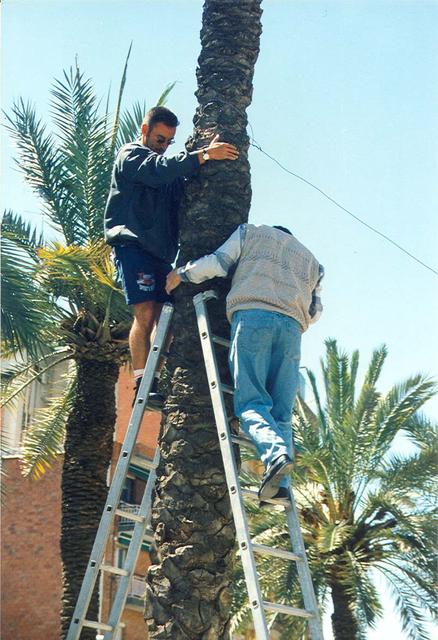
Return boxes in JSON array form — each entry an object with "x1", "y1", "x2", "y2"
[
  {"x1": 143, "y1": 106, "x2": 179, "y2": 130},
  {"x1": 273, "y1": 225, "x2": 292, "y2": 235}
]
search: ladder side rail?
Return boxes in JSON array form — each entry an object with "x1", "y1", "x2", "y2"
[
  {"x1": 66, "y1": 304, "x2": 173, "y2": 640},
  {"x1": 193, "y1": 293, "x2": 270, "y2": 640},
  {"x1": 285, "y1": 479, "x2": 325, "y2": 639},
  {"x1": 103, "y1": 449, "x2": 160, "y2": 640}
]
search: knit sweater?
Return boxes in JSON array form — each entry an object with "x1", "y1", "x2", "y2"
[{"x1": 178, "y1": 224, "x2": 323, "y2": 331}]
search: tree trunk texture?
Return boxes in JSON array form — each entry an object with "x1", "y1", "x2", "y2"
[
  {"x1": 330, "y1": 569, "x2": 359, "y2": 640},
  {"x1": 61, "y1": 359, "x2": 119, "y2": 639},
  {"x1": 145, "y1": 1, "x2": 263, "y2": 639}
]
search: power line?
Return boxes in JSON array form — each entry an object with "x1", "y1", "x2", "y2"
[{"x1": 249, "y1": 138, "x2": 438, "y2": 278}]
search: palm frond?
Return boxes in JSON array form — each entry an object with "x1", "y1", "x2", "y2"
[
  {"x1": 21, "y1": 368, "x2": 76, "y2": 479},
  {"x1": 116, "y1": 100, "x2": 147, "y2": 148},
  {"x1": 4, "y1": 99, "x2": 70, "y2": 239},
  {"x1": 1, "y1": 217, "x2": 60, "y2": 358},
  {"x1": 378, "y1": 565, "x2": 435, "y2": 640},
  {"x1": 1, "y1": 353, "x2": 72, "y2": 407},
  {"x1": 156, "y1": 81, "x2": 177, "y2": 106},
  {"x1": 1, "y1": 209, "x2": 45, "y2": 255},
  {"x1": 109, "y1": 42, "x2": 133, "y2": 154},
  {"x1": 50, "y1": 64, "x2": 114, "y2": 242},
  {"x1": 373, "y1": 376, "x2": 437, "y2": 457}
]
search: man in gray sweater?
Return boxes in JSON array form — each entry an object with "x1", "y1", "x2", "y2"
[{"x1": 166, "y1": 223, "x2": 324, "y2": 505}]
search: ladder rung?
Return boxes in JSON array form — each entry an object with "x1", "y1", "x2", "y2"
[
  {"x1": 101, "y1": 564, "x2": 129, "y2": 577},
  {"x1": 212, "y1": 335, "x2": 231, "y2": 348},
  {"x1": 263, "y1": 601, "x2": 314, "y2": 619},
  {"x1": 231, "y1": 434, "x2": 256, "y2": 449},
  {"x1": 144, "y1": 528, "x2": 154, "y2": 542},
  {"x1": 115, "y1": 509, "x2": 146, "y2": 523},
  {"x1": 252, "y1": 543, "x2": 302, "y2": 563},
  {"x1": 220, "y1": 383, "x2": 234, "y2": 394},
  {"x1": 241, "y1": 488, "x2": 259, "y2": 500},
  {"x1": 83, "y1": 620, "x2": 113, "y2": 632}
]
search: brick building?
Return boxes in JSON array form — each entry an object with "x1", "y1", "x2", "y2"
[{"x1": 1, "y1": 365, "x2": 158, "y2": 640}]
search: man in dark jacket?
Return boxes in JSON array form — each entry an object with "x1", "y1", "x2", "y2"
[{"x1": 104, "y1": 106, "x2": 238, "y2": 404}]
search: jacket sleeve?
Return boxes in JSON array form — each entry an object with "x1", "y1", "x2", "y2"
[
  {"x1": 120, "y1": 146, "x2": 200, "y2": 187},
  {"x1": 309, "y1": 264, "x2": 324, "y2": 324},
  {"x1": 177, "y1": 225, "x2": 246, "y2": 284}
]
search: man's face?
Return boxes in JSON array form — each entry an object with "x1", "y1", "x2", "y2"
[{"x1": 142, "y1": 122, "x2": 176, "y2": 155}]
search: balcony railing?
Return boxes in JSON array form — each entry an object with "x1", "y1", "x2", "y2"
[
  {"x1": 118, "y1": 501, "x2": 141, "y2": 530},
  {"x1": 128, "y1": 574, "x2": 147, "y2": 599}
]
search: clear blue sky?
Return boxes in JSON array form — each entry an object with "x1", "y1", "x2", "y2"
[{"x1": 1, "y1": 1, "x2": 437, "y2": 637}]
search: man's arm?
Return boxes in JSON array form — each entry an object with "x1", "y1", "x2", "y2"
[
  {"x1": 166, "y1": 225, "x2": 246, "y2": 294},
  {"x1": 308, "y1": 264, "x2": 324, "y2": 324},
  {"x1": 121, "y1": 135, "x2": 239, "y2": 188}
]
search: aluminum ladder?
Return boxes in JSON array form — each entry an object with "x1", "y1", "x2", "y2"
[
  {"x1": 66, "y1": 302, "x2": 174, "y2": 640},
  {"x1": 193, "y1": 290, "x2": 324, "y2": 640}
]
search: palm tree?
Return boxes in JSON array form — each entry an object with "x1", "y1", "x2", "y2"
[
  {"x1": 2, "y1": 57, "x2": 174, "y2": 638},
  {"x1": 145, "y1": 1, "x2": 263, "y2": 638},
  {"x1": 231, "y1": 340, "x2": 437, "y2": 640}
]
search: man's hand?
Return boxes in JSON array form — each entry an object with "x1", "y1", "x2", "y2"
[
  {"x1": 200, "y1": 134, "x2": 239, "y2": 163},
  {"x1": 166, "y1": 269, "x2": 182, "y2": 294}
]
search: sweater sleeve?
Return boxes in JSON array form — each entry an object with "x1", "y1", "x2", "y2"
[
  {"x1": 177, "y1": 225, "x2": 246, "y2": 284},
  {"x1": 120, "y1": 145, "x2": 200, "y2": 187},
  {"x1": 309, "y1": 264, "x2": 324, "y2": 324}
]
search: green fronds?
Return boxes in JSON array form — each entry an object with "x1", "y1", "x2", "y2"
[
  {"x1": 1, "y1": 213, "x2": 58, "y2": 358},
  {"x1": 318, "y1": 521, "x2": 353, "y2": 554},
  {"x1": 36, "y1": 240, "x2": 129, "y2": 322},
  {"x1": 156, "y1": 81, "x2": 177, "y2": 107},
  {"x1": 110, "y1": 42, "x2": 133, "y2": 154},
  {"x1": 363, "y1": 345, "x2": 387, "y2": 388},
  {"x1": 4, "y1": 99, "x2": 69, "y2": 238},
  {"x1": 50, "y1": 64, "x2": 114, "y2": 242},
  {"x1": 116, "y1": 100, "x2": 147, "y2": 148},
  {"x1": 1, "y1": 209, "x2": 45, "y2": 255},
  {"x1": 21, "y1": 369, "x2": 76, "y2": 479},
  {"x1": 373, "y1": 376, "x2": 437, "y2": 457},
  {"x1": 1, "y1": 352, "x2": 72, "y2": 407},
  {"x1": 402, "y1": 412, "x2": 437, "y2": 450},
  {"x1": 378, "y1": 564, "x2": 436, "y2": 640}
]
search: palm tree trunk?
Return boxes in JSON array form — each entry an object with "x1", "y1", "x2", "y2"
[
  {"x1": 145, "y1": 1, "x2": 262, "y2": 638},
  {"x1": 60, "y1": 359, "x2": 119, "y2": 639},
  {"x1": 330, "y1": 568, "x2": 359, "y2": 640}
]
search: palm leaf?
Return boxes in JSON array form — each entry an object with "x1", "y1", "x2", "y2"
[{"x1": 21, "y1": 368, "x2": 76, "y2": 479}]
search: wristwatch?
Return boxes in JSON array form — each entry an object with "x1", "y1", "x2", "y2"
[{"x1": 202, "y1": 149, "x2": 210, "y2": 161}]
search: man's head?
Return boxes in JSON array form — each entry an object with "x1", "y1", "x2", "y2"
[
  {"x1": 273, "y1": 225, "x2": 292, "y2": 235},
  {"x1": 141, "y1": 106, "x2": 180, "y2": 154}
]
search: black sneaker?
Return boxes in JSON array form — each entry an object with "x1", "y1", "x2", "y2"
[
  {"x1": 259, "y1": 486, "x2": 291, "y2": 508},
  {"x1": 132, "y1": 377, "x2": 164, "y2": 411},
  {"x1": 258, "y1": 454, "x2": 294, "y2": 501}
]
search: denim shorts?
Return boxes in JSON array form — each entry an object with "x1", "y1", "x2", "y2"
[{"x1": 113, "y1": 245, "x2": 173, "y2": 305}]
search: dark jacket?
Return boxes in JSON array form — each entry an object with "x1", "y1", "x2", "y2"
[{"x1": 104, "y1": 142, "x2": 200, "y2": 263}]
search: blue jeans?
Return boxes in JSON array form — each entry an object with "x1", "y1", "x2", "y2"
[{"x1": 229, "y1": 310, "x2": 301, "y2": 489}]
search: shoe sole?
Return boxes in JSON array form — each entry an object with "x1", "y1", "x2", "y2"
[
  {"x1": 259, "y1": 495, "x2": 291, "y2": 508},
  {"x1": 259, "y1": 460, "x2": 294, "y2": 500}
]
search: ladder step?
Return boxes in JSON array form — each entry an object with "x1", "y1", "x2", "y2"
[
  {"x1": 220, "y1": 383, "x2": 234, "y2": 394},
  {"x1": 115, "y1": 509, "x2": 146, "y2": 523},
  {"x1": 83, "y1": 620, "x2": 113, "y2": 632},
  {"x1": 263, "y1": 601, "x2": 314, "y2": 619},
  {"x1": 241, "y1": 488, "x2": 259, "y2": 500},
  {"x1": 252, "y1": 543, "x2": 302, "y2": 563},
  {"x1": 212, "y1": 335, "x2": 231, "y2": 348},
  {"x1": 101, "y1": 564, "x2": 129, "y2": 577},
  {"x1": 231, "y1": 434, "x2": 256, "y2": 449}
]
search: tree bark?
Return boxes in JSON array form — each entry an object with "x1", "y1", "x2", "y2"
[
  {"x1": 330, "y1": 568, "x2": 359, "y2": 640},
  {"x1": 60, "y1": 359, "x2": 119, "y2": 639},
  {"x1": 145, "y1": 1, "x2": 263, "y2": 638}
]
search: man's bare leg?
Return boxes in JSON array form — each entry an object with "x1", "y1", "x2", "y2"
[{"x1": 130, "y1": 301, "x2": 161, "y2": 371}]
